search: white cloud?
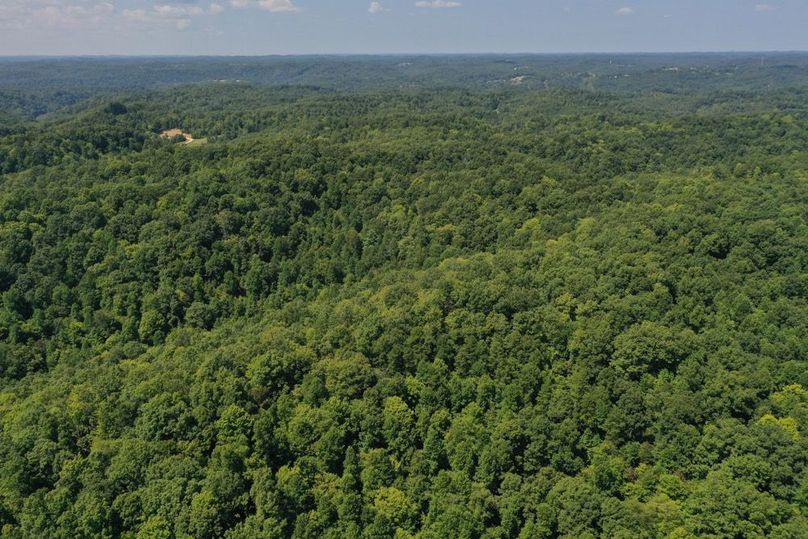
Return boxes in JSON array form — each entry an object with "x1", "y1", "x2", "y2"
[
  {"x1": 0, "y1": 0, "x2": 228, "y2": 32},
  {"x1": 0, "y1": 1, "x2": 114, "y2": 30},
  {"x1": 154, "y1": 4, "x2": 205, "y2": 18},
  {"x1": 755, "y1": 4, "x2": 776, "y2": 11},
  {"x1": 615, "y1": 7, "x2": 635, "y2": 16},
  {"x1": 122, "y1": 8, "x2": 149, "y2": 22},
  {"x1": 415, "y1": 1, "x2": 461, "y2": 8},
  {"x1": 123, "y1": 2, "x2": 215, "y2": 31},
  {"x1": 369, "y1": 1, "x2": 386, "y2": 14},
  {"x1": 230, "y1": 0, "x2": 300, "y2": 12}
]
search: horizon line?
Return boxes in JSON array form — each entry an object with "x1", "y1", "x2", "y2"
[{"x1": 1, "y1": 50, "x2": 807, "y2": 60}]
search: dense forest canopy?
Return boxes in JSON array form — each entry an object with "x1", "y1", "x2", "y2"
[
  {"x1": 0, "y1": 55, "x2": 806, "y2": 538},
  {"x1": 2, "y1": 53, "x2": 808, "y2": 121}
]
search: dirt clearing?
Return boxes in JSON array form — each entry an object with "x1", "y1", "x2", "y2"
[{"x1": 160, "y1": 129, "x2": 207, "y2": 145}]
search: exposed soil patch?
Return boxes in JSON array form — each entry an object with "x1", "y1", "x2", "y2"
[{"x1": 159, "y1": 128, "x2": 207, "y2": 145}]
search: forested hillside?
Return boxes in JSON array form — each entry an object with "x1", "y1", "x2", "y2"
[
  {"x1": 0, "y1": 57, "x2": 806, "y2": 538},
  {"x1": 2, "y1": 53, "x2": 808, "y2": 120}
]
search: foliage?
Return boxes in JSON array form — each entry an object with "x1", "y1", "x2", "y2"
[{"x1": 0, "y1": 56, "x2": 806, "y2": 538}]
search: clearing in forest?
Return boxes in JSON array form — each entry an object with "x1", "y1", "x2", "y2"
[{"x1": 159, "y1": 128, "x2": 207, "y2": 145}]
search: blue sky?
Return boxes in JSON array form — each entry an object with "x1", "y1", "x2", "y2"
[{"x1": 0, "y1": 1, "x2": 806, "y2": 56}]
